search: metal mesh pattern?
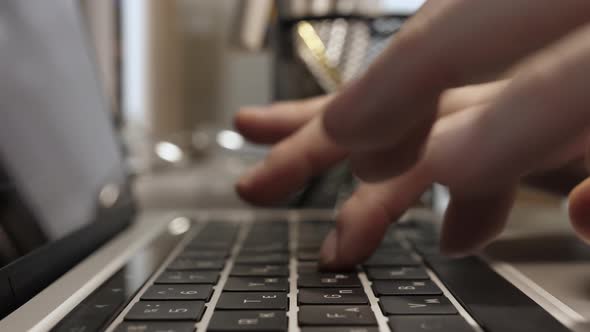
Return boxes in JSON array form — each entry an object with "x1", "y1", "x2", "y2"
[{"x1": 294, "y1": 17, "x2": 406, "y2": 91}]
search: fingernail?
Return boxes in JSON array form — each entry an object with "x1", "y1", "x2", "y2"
[{"x1": 319, "y1": 229, "x2": 339, "y2": 266}]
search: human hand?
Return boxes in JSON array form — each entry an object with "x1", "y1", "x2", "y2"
[{"x1": 235, "y1": 0, "x2": 590, "y2": 269}]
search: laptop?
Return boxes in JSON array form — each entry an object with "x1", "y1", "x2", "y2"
[{"x1": 0, "y1": 1, "x2": 589, "y2": 331}]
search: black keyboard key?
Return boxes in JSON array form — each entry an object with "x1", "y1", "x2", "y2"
[
  {"x1": 298, "y1": 288, "x2": 368, "y2": 305},
  {"x1": 216, "y1": 292, "x2": 288, "y2": 310},
  {"x1": 224, "y1": 277, "x2": 289, "y2": 292},
  {"x1": 388, "y1": 315, "x2": 474, "y2": 332},
  {"x1": 297, "y1": 251, "x2": 320, "y2": 261},
  {"x1": 298, "y1": 273, "x2": 361, "y2": 288},
  {"x1": 297, "y1": 242, "x2": 322, "y2": 250},
  {"x1": 413, "y1": 244, "x2": 440, "y2": 256},
  {"x1": 155, "y1": 271, "x2": 219, "y2": 284},
  {"x1": 372, "y1": 248, "x2": 412, "y2": 256},
  {"x1": 366, "y1": 267, "x2": 429, "y2": 280},
  {"x1": 231, "y1": 265, "x2": 289, "y2": 277},
  {"x1": 240, "y1": 242, "x2": 289, "y2": 253},
  {"x1": 141, "y1": 284, "x2": 213, "y2": 301},
  {"x1": 125, "y1": 301, "x2": 205, "y2": 321},
  {"x1": 179, "y1": 249, "x2": 229, "y2": 259},
  {"x1": 235, "y1": 253, "x2": 290, "y2": 265},
  {"x1": 363, "y1": 254, "x2": 419, "y2": 267},
  {"x1": 187, "y1": 241, "x2": 234, "y2": 250},
  {"x1": 424, "y1": 255, "x2": 570, "y2": 332},
  {"x1": 245, "y1": 232, "x2": 288, "y2": 241},
  {"x1": 301, "y1": 328, "x2": 379, "y2": 332},
  {"x1": 375, "y1": 242, "x2": 405, "y2": 251},
  {"x1": 372, "y1": 280, "x2": 442, "y2": 296},
  {"x1": 250, "y1": 222, "x2": 288, "y2": 230},
  {"x1": 297, "y1": 262, "x2": 320, "y2": 273},
  {"x1": 298, "y1": 305, "x2": 377, "y2": 326},
  {"x1": 401, "y1": 230, "x2": 438, "y2": 245},
  {"x1": 379, "y1": 296, "x2": 456, "y2": 315},
  {"x1": 115, "y1": 322, "x2": 195, "y2": 332},
  {"x1": 167, "y1": 258, "x2": 225, "y2": 271},
  {"x1": 208, "y1": 311, "x2": 288, "y2": 331}
]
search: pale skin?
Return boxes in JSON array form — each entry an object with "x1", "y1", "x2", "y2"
[{"x1": 234, "y1": 0, "x2": 590, "y2": 269}]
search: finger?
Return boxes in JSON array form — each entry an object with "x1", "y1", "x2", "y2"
[
  {"x1": 234, "y1": 95, "x2": 331, "y2": 144},
  {"x1": 350, "y1": 79, "x2": 511, "y2": 182},
  {"x1": 568, "y1": 178, "x2": 590, "y2": 242},
  {"x1": 236, "y1": 116, "x2": 346, "y2": 205},
  {"x1": 350, "y1": 118, "x2": 433, "y2": 182},
  {"x1": 440, "y1": 187, "x2": 516, "y2": 256},
  {"x1": 438, "y1": 80, "x2": 509, "y2": 116},
  {"x1": 323, "y1": 0, "x2": 590, "y2": 150},
  {"x1": 417, "y1": 25, "x2": 590, "y2": 253},
  {"x1": 423, "y1": 25, "x2": 590, "y2": 196},
  {"x1": 320, "y1": 165, "x2": 431, "y2": 269},
  {"x1": 534, "y1": 129, "x2": 590, "y2": 172}
]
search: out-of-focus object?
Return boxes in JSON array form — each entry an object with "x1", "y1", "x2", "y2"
[
  {"x1": 279, "y1": 0, "x2": 425, "y2": 18},
  {"x1": 233, "y1": 0, "x2": 274, "y2": 51},
  {"x1": 80, "y1": 0, "x2": 120, "y2": 121},
  {"x1": 290, "y1": 9, "x2": 415, "y2": 92},
  {"x1": 0, "y1": 0, "x2": 131, "y2": 318},
  {"x1": 273, "y1": 0, "x2": 425, "y2": 99},
  {"x1": 122, "y1": 0, "x2": 191, "y2": 170}
]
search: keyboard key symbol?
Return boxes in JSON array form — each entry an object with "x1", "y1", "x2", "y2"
[
  {"x1": 380, "y1": 296, "x2": 457, "y2": 315},
  {"x1": 259, "y1": 312, "x2": 275, "y2": 318},
  {"x1": 243, "y1": 299, "x2": 262, "y2": 304},
  {"x1": 238, "y1": 318, "x2": 259, "y2": 325},
  {"x1": 94, "y1": 304, "x2": 110, "y2": 309},
  {"x1": 326, "y1": 313, "x2": 347, "y2": 319},
  {"x1": 323, "y1": 294, "x2": 342, "y2": 299},
  {"x1": 345, "y1": 307, "x2": 361, "y2": 313}
]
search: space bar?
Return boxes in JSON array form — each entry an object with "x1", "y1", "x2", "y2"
[{"x1": 423, "y1": 255, "x2": 569, "y2": 332}]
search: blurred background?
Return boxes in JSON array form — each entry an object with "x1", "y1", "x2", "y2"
[
  {"x1": 80, "y1": 0, "x2": 578, "y2": 212},
  {"x1": 79, "y1": 0, "x2": 426, "y2": 209}
]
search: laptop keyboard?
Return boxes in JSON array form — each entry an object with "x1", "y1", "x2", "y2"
[
  {"x1": 106, "y1": 219, "x2": 479, "y2": 332},
  {"x1": 49, "y1": 214, "x2": 571, "y2": 332}
]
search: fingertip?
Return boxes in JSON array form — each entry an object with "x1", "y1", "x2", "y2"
[
  {"x1": 319, "y1": 229, "x2": 340, "y2": 269},
  {"x1": 235, "y1": 106, "x2": 268, "y2": 123},
  {"x1": 439, "y1": 218, "x2": 492, "y2": 257},
  {"x1": 235, "y1": 162, "x2": 277, "y2": 206},
  {"x1": 319, "y1": 191, "x2": 390, "y2": 269},
  {"x1": 234, "y1": 110, "x2": 254, "y2": 136},
  {"x1": 439, "y1": 238, "x2": 484, "y2": 258},
  {"x1": 234, "y1": 106, "x2": 267, "y2": 133},
  {"x1": 439, "y1": 188, "x2": 514, "y2": 258}
]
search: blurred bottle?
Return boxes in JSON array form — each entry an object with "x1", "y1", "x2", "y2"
[{"x1": 122, "y1": 0, "x2": 192, "y2": 171}]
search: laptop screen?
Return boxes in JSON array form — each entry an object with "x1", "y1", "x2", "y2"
[{"x1": 0, "y1": 0, "x2": 130, "y2": 316}]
